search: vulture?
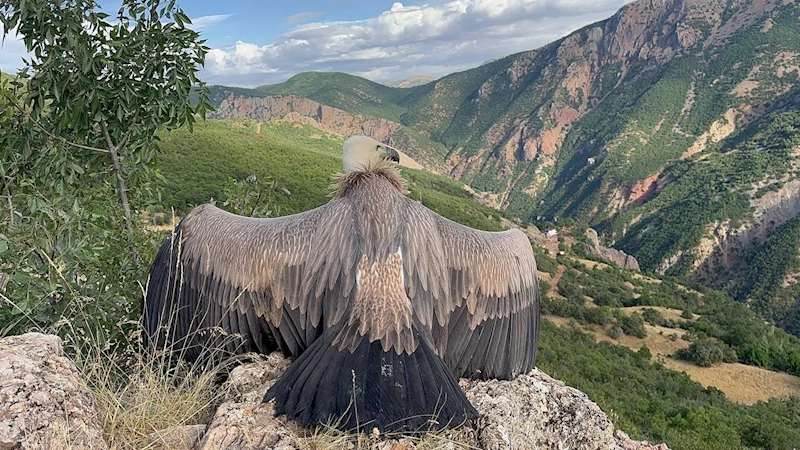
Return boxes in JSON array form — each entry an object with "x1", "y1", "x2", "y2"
[{"x1": 143, "y1": 136, "x2": 540, "y2": 432}]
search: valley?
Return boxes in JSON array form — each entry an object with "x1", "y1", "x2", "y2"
[{"x1": 5, "y1": 0, "x2": 800, "y2": 448}]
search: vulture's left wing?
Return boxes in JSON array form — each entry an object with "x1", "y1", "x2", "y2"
[
  {"x1": 143, "y1": 202, "x2": 358, "y2": 361},
  {"x1": 403, "y1": 202, "x2": 540, "y2": 380}
]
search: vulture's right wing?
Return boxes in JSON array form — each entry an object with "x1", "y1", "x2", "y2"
[
  {"x1": 402, "y1": 202, "x2": 540, "y2": 380},
  {"x1": 143, "y1": 202, "x2": 358, "y2": 360}
]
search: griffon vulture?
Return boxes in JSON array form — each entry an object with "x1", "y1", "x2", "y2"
[{"x1": 143, "y1": 136, "x2": 540, "y2": 432}]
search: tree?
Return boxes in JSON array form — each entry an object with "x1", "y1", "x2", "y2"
[
  {"x1": 0, "y1": 0, "x2": 210, "y2": 345},
  {"x1": 1, "y1": 0, "x2": 212, "y2": 264}
]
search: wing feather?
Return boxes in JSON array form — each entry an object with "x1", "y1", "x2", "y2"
[
  {"x1": 402, "y1": 202, "x2": 540, "y2": 380},
  {"x1": 143, "y1": 201, "x2": 358, "y2": 361}
]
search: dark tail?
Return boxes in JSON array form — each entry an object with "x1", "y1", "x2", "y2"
[{"x1": 265, "y1": 323, "x2": 478, "y2": 433}]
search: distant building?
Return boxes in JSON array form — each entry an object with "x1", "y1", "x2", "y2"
[{"x1": 546, "y1": 229, "x2": 558, "y2": 238}]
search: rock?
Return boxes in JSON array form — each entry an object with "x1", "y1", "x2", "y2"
[
  {"x1": 0, "y1": 332, "x2": 107, "y2": 450},
  {"x1": 197, "y1": 353, "x2": 301, "y2": 450},
  {"x1": 149, "y1": 425, "x2": 206, "y2": 450},
  {"x1": 0, "y1": 334, "x2": 669, "y2": 450},
  {"x1": 614, "y1": 430, "x2": 671, "y2": 450},
  {"x1": 585, "y1": 228, "x2": 641, "y2": 271},
  {"x1": 197, "y1": 357, "x2": 664, "y2": 450},
  {"x1": 464, "y1": 369, "x2": 617, "y2": 450}
]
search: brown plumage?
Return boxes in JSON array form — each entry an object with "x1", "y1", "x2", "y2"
[{"x1": 143, "y1": 136, "x2": 540, "y2": 432}]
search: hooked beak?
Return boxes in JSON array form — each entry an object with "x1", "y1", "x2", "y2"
[{"x1": 383, "y1": 146, "x2": 400, "y2": 163}]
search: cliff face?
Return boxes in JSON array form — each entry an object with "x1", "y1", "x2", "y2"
[
  {"x1": 210, "y1": 92, "x2": 445, "y2": 170},
  {"x1": 212, "y1": 94, "x2": 400, "y2": 141}
]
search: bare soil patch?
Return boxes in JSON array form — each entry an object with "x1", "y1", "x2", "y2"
[{"x1": 622, "y1": 306, "x2": 699, "y2": 322}]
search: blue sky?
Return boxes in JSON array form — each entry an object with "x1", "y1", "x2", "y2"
[{"x1": 1, "y1": 0, "x2": 633, "y2": 87}]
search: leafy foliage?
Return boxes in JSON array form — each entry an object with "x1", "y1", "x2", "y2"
[
  {"x1": 677, "y1": 336, "x2": 738, "y2": 367},
  {"x1": 0, "y1": 0, "x2": 208, "y2": 349}
]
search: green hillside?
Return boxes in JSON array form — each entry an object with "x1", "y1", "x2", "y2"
[
  {"x1": 610, "y1": 107, "x2": 800, "y2": 275},
  {"x1": 157, "y1": 119, "x2": 505, "y2": 231}
]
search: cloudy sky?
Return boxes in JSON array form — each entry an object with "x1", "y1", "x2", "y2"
[{"x1": 1, "y1": 0, "x2": 632, "y2": 87}]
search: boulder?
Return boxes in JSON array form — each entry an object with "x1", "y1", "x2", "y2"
[
  {"x1": 196, "y1": 353, "x2": 301, "y2": 450},
  {"x1": 585, "y1": 229, "x2": 641, "y2": 271},
  {"x1": 0, "y1": 333, "x2": 107, "y2": 450},
  {"x1": 464, "y1": 371, "x2": 617, "y2": 449}
]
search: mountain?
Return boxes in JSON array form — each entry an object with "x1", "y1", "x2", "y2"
[
  {"x1": 206, "y1": 0, "x2": 800, "y2": 336},
  {"x1": 383, "y1": 76, "x2": 437, "y2": 88}
]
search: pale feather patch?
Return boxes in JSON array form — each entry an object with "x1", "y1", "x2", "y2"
[{"x1": 341, "y1": 250, "x2": 416, "y2": 355}]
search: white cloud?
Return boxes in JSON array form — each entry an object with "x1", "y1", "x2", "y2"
[
  {"x1": 286, "y1": 12, "x2": 325, "y2": 25},
  {"x1": 0, "y1": 25, "x2": 29, "y2": 75},
  {"x1": 200, "y1": 0, "x2": 631, "y2": 87},
  {"x1": 190, "y1": 14, "x2": 234, "y2": 30}
]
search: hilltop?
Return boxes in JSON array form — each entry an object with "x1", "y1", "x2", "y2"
[{"x1": 383, "y1": 76, "x2": 437, "y2": 88}]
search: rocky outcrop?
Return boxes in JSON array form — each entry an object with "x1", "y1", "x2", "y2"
[
  {"x1": 585, "y1": 229, "x2": 641, "y2": 272},
  {"x1": 0, "y1": 333, "x2": 107, "y2": 450},
  {"x1": 197, "y1": 357, "x2": 668, "y2": 450},
  {"x1": 0, "y1": 334, "x2": 669, "y2": 450}
]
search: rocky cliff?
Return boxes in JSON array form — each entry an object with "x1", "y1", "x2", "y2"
[
  {"x1": 209, "y1": 91, "x2": 446, "y2": 171},
  {"x1": 585, "y1": 229, "x2": 641, "y2": 272}
]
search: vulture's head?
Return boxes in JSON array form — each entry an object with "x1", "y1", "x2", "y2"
[{"x1": 343, "y1": 136, "x2": 401, "y2": 173}]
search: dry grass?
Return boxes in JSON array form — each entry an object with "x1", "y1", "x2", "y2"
[
  {"x1": 621, "y1": 306, "x2": 699, "y2": 322},
  {"x1": 304, "y1": 425, "x2": 478, "y2": 450},
  {"x1": 660, "y1": 359, "x2": 800, "y2": 405},
  {"x1": 61, "y1": 317, "x2": 234, "y2": 450},
  {"x1": 79, "y1": 352, "x2": 219, "y2": 449}
]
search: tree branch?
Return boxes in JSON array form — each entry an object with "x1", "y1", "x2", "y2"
[
  {"x1": 0, "y1": 89, "x2": 110, "y2": 154},
  {"x1": 101, "y1": 120, "x2": 141, "y2": 266}
]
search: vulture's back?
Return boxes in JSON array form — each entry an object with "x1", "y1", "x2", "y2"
[{"x1": 143, "y1": 171, "x2": 539, "y2": 432}]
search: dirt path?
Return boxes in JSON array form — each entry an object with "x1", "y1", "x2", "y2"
[{"x1": 547, "y1": 265, "x2": 566, "y2": 299}]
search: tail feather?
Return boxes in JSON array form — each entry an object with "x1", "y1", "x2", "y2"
[{"x1": 266, "y1": 322, "x2": 478, "y2": 432}]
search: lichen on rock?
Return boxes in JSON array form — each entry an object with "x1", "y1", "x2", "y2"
[{"x1": 0, "y1": 332, "x2": 107, "y2": 450}]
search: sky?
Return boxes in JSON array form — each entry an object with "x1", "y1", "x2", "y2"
[{"x1": 0, "y1": 0, "x2": 633, "y2": 87}]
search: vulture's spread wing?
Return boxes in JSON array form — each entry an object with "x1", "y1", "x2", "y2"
[
  {"x1": 143, "y1": 202, "x2": 358, "y2": 360},
  {"x1": 403, "y1": 202, "x2": 540, "y2": 380}
]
